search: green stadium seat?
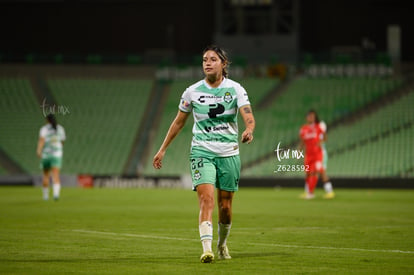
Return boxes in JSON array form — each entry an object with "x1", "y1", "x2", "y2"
[
  {"x1": 46, "y1": 78, "x2": 153, "y2": 175},
  {"x1": 241, "y1": 78, "x2": 407, "y2": 178},
  {"x1": 0, "y1": 78, "x2": 45, "y2": 173},
  {"x1": 0, "y1": 73, "x2": 408, "y2": 178}
]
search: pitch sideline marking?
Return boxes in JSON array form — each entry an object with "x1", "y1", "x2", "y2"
[
  {"x1": 237, "y1": 225, "x2": 414, "y2": 231},
  {"x1": 247, "y1": 242, "x2": 414, "y2": 254},
  {"x1": 73, "y1": 229, "x2": 414, "y2": 254},
  {"x1": 73, "y1": 229, "x2": 195, "y2": 242}
]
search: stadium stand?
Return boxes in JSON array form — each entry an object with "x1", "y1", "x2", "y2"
[
  {"x1": 240, "y1": 76, "x2": 403, "y2": 167},
  {"x1": 235, "y1": 77, "x2": 279, "y2": 107},
  {"x1": 242, "y1": 87, "x2": 413, "y2": 178},
  {"x1": 47, "y1": 78, "x2": 153, "y2": 175},
  {"x1": 143, "y1": 75, "x2": 405, "y2": 178},
  {"x1": 0, "y1": 78, "x2": 45, "y2": 173},
  {"x1": 327, "y1": 90, "x2": 414, "y2": 177},
  {"x1": 143, "y1": 80, "x2": 194, "y2": 176},
  {"x1": 241, "y1": 155, "x2": 304, "y2": 177},
  {"x1": 0, "y1": 69, "x2": 409, "y2": 180},
  {"x1": 0, "y1": 164, "x2": 7, "y2": 175},
  {"x1": 328, "y1": 91, "x2": 414, "y2": 153},
  {"x1": 327, "y1": 128, "x2": 413, "y2": 177}
]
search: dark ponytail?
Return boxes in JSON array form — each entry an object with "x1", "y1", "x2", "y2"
[{"x1": 46, "y1": 114, "x2": 57, "y2": 131}]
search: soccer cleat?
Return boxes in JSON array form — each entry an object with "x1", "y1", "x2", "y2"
[
  {"x1": 200, "y1": 251, "x2": 214, "y2": 263},
  {"x1": 300, "y1": 192, "x2": 315, "y2": 200},
  {"x1": 217, "y1": 245, "x2": 231, "y2": 260},
  {"x1": 323, "y1": 192, "x2": 335, "y2": 199}
]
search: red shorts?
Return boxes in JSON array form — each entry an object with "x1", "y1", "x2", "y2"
[{"x1": 305, "y1": 152, "x2": 323, "y2": 173}]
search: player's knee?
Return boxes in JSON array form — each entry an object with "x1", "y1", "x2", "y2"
[
  {"x1": 219, "y1": 200, "x2": 232, "y2": 214},
  {"x1": 199, "y1": 193, "x2": 214, "y2": 209},
  {"x1": 42, "y1": 176, "x2": 49, "y2": 186}
]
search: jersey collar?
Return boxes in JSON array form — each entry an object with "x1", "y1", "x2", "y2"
[{"x1": 203, "y1": 77, "x2": 227, "y2": 90}]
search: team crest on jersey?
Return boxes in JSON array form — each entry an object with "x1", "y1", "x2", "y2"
[
  {"x1": 194, "y1": 170, "x2": 202, "y2": 180},
  {"x1": 224, "y1": 92, "x2": 233, "y2": 103}
]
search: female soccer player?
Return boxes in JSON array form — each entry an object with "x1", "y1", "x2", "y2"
[
  {"x1": 36, "y1": 114, "x2": 66, "y2": 201},
  {"x1": 299, "y1": 110, "x2": 334, "y2": 199},
  {"x1": 153, "y1": 45, "x2": 255, "y2": 263}
]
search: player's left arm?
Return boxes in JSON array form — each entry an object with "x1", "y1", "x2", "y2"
[
  {"x1": 36, "y1": 137, "x2": 45, "y2": 158},
  {"x1": 61, "y1": 127, "x2": 66, "y2": 145},
  {"x1": 240, "y1": 104, "x2": 255, "y2": 144},
  {"x1": 322, "y1": 132, "x2": 327, "y2": 142},
  {"x1": 318, "y1": 121, "x2": 327, "y2": 144}
]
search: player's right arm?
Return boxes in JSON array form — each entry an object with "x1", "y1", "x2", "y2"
[
  {"x1": 153, "y1": 110, "x2": 190, "y2": 169},
  {"x1": 298, "y1": 139, "x2": 305, "y2": 152}
]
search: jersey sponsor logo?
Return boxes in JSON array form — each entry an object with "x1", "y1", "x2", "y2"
[
  {"x1": 198, "y1": 96, "x2": 206, "y2": 103},
  {"x1": 198, "y1": 95, "x2": 225, "y2": 103},
  {"x1": 303, "y1": 131, "x2": 317, "y2": 139},
  {"x1": 204, "y1": 125, "x2": 229, "y2": 132}
]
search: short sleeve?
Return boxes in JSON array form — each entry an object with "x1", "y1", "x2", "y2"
[
  {"x1": 39, "y1": 126, "x2": 47, "y2": 138},
  {"x1": 178, "y1": 88, "x2": 192, "y2": 113},
  {"x1": 319, "y1": 121, "x2": 327, "y2": 133},
  {"x1": 236, "y1": 84, "x2": 250, "y2": 108},
  {"x1": 59, "y1": 125, "x2": 66, "y2": 141}
]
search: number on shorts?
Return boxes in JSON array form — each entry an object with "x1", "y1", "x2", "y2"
[{"x1": 191, "y1": 158, "x2": 203, "y2": 170}]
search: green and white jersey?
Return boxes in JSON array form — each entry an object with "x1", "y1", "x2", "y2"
[
  {"x1": 39, "y1": 123, "x2": 66, "y2": 158},
  {"x1": 179, "y1": 77, "x2": 250, "y2": 157}
]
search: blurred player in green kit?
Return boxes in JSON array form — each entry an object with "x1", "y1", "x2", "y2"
[{"x1": 37, "y1": 114, "x2": 66, "y2": 201}]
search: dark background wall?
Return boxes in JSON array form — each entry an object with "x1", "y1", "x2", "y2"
[
  {"x1": 0, "y1": 0, "x2": 212, "y2": 56},
  {"x1": 300, "y1": 0, "x2": 413, "y2": 60},
  {"x1": 0, "y1": 0, "x2": 412, "y2": 61}
]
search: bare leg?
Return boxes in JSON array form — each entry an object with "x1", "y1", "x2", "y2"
[
  {"x1": 197, "y1": 184, "x2": 215, "y2": 257},
  {"x1": 320, "y1": 169, "x2": 334, "y2": 195},
  {"x1": 320, "y1": 169, "x2": 330, "y2": 183},
  {"x1": 51, "y1": 167, "x2": 61, "y2": 200},
  {"x1": 217, "y1": 189, "x2": 234, "y2": 258},
  {"x1": 217, "y1": 189, "x2": 234, "y2": 224},
  {"x1": 42, "y1": 169, "x2": 50, "y2": 200},
  {"x1": 197, "y1": 184, "x2": 215, "y2": 223},
  {"x1": 51, "y1": 167, "x2": 60, "y2": 184}
]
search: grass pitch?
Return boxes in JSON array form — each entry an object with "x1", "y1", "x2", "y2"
[{"x1": 0, "y1": 187, "x2": 413, "y2": 274}]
